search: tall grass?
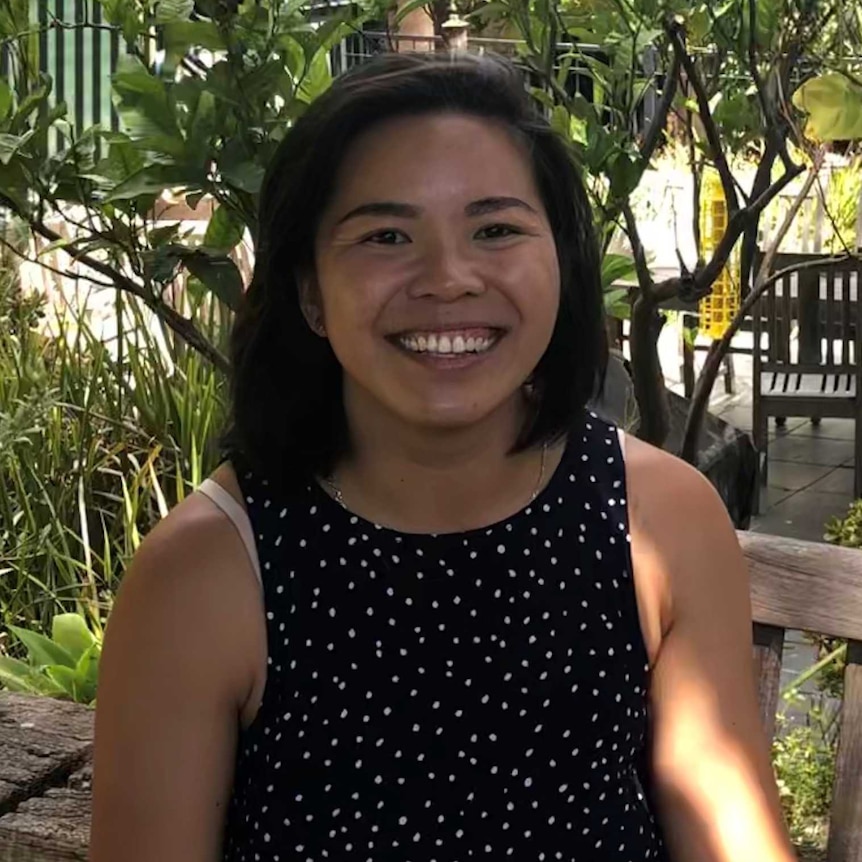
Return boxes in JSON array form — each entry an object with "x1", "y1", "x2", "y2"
[{"x1": 0, "y1": 254, "x2": 230, "y2": 645}]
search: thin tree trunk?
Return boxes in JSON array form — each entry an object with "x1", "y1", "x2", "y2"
[{"x1": 630, "y1": 293, "x2": 670, "y2": 446}]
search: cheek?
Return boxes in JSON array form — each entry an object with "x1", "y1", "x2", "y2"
[
  {"x1": 318, "y1": 262, "x2": 400, "y2": 341},
  {"x1": 503, "y1": 249, "x2": 561, "y2": 326}
]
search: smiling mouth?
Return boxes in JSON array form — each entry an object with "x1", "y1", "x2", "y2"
[{"x1": 391, "y1": 328, "x2": 505, "y2": 357}]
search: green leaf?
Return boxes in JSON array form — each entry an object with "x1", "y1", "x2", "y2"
[
  {"x1": 112, "y1": 55, "x2": 185, "y2": 156},
  {"x1": 297, "y1": 48, "x2": 332, "y2": 103},
  {"x1": 155, "y1": 0, "x2": 194, "y2": 23},
  {"x1": 550, "y1": 105, "x2": 570, "y2": 139},
  {"x1": 45, "y1": 664, "x2": 79, "y2": 699},
  {"x1": 0, "y1": 159, "x2": 32, "y2": 214},
  {"x1": 187, "y1": 88, "x2": 216, "y2": 153},
  {"x1": 8, "y1": 625, "x2": 77, "y2": 669},
  {"x1": 163, "y1": 20, "x2": 226, "y2": 52},
  {"x1": 105, "y1": 163, "x2": 204, "y2": 202},
  {"x1": 0, "y1": 77, "x2": 12, "y2": 122},
  {"x1": 74, "y1": 644, "x2": 101, "y2": 704},
  {"x1": 602, "y1": 253, "x2": 637, "y2": 289},
  {"x1": 100, "y1": 0, "x2": 142, "y2": 43},
  {"x1": 204, "y1": 204, "x2": 246, "y2": 251},
  {"x1": 0, "y1": 129, "x2": 36, "y2": 164},
  {"x1": 10, "y1": 77, "x2": 51, "y2": 134},
  {"x1": 51, "y1": 614, "x2": 96, "y2": 662},
  {"x1": 219, "y1": 157, "x2": 265, "y2": 194},
  {"x1": 393, "y1": 0, "x2": 430, "y2": 25},
  {"x1": 148, "y1": 222, "x2": 182, "y2": 248},
  {"x1": 144, "y1": 245, "x2": 183, "y2": 283},
  {"x1": 0, "y1": 656, "x2": 42, "y2": 693},
  {"x1": 792, "y1": 73, "x2": 862, "y2": 142},
  {"x1": 181, "y1": 249, "x2": 244, "y2": 311}
]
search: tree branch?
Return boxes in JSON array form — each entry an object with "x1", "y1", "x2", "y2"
[
  {"x1": 4, "y1": 204, "x2": 230, "y2": 373},
  {"x1": 667, "y1": 19, "x2": 740, "y2": 217},
  {"x1": 639, "y1": 47, "x2": 681, "y2": 165},
  {"x1": 0, "y1": 234, "x2": 115, "y2": 291},
  {"x1": 680, "y1": 160, "x2": 823, "y2": 463},
  {"x1": 621, "y1": 201, "x2": 655, "y2": 301},
  {"x1": 651, "y1": 160, "x2": 806, "y2": 304}
]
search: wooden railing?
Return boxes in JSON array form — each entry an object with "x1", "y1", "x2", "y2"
[
  {"x1": 0, "y1": 531, "x2": 860, "y2": 861},
  {"x1": 742, "y1": 532, "x2": 862, "y2": 861}
]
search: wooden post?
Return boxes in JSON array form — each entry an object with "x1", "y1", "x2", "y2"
[
  {"x1": 752, "y1": 623, "x2": 785, "y2": 744},
  {"x1": 827, "y1": 639, "x2": 862, "y2": 862}
]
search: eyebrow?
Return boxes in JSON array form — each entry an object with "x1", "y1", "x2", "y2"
[{"x1": 335, "y1": 196, "x2": 538, "y2": 225}]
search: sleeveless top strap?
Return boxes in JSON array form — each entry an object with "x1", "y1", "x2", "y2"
[{"x1": 197, "y1": 478, "x2": 262, "y2": 589}]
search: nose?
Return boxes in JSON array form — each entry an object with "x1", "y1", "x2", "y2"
[{"x1": 407, "y1": 239, "x2": 486, "y2": 301}]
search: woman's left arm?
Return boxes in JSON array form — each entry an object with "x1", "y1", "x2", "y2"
[{"x1": 627, "y1": 440, "x2": 797, "y2": 862}]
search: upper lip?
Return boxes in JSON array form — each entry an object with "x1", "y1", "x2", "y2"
[{"x1": 389, "y1": 323, "x2": 506, "y2": 336}]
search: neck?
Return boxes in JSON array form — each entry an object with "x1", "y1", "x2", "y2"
[{"x1": 328, "y1": 384, "x2": 555, "y2": 534}]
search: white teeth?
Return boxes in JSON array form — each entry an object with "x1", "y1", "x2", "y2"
[{"x1": 397, "y1": 331, "x2": 499, "y2": 355}]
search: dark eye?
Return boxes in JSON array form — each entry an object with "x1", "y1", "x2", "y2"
[
  {"x1": 364, "y1": 230, "x2": 409, "y2": 245},
  {"x1": 476, "y1": 224, "x2": 521, "y2": 240}
]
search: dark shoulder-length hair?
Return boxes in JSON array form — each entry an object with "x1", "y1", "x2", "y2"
[{"x1": 223, "y1": 50, "x2": 607, "y2": 489}]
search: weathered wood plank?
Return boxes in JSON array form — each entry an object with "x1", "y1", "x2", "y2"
[
  {"x1": 752, "y1": 623, "x2": 785, "y2": 744},
  {"x1": 0, "y1": 694, "x2": 93, "y2": 818},
  {"x1": 0, "y1": 786, "x2": 91, "y2": 862},
  {"x1": 738, "y1": 532, "x2": 862, "y2": 641},
  {"x1": 827, "y1": 639, "x2": 862, "y2": 862}
]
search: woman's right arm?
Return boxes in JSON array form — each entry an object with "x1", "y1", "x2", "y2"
[{"x1": 90, "y1": 498, "x2": 264, "y2": 862}]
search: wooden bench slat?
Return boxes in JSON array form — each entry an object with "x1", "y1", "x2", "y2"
[
  {"x1": 739, "y1": 532, "x2": 862, "y2": 642},
  {"x1": 827, "y1": 639, "x2": 862, "y2": 862},
  {"x1": 760, "y1": 372, "x2": 857, "y2": 397},
  {"x1": 752, "y1": 623, "x2": 785, "y2": 743}
]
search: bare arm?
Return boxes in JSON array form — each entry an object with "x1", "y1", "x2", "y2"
[
  {"x1": 89, "y1": 498, "x2": 264, "y2": 862},
  {"x1": 627, "y1": 438, "x2": 796, "y2": 862}
]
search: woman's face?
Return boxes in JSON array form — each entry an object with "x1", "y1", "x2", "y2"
[{"x1": 311, "y1": 112, "x2": 561, "y2": 434}]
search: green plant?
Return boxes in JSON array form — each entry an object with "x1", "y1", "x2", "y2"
[
  {"x1": 601, "y1": 252, "x2": 636, "y2": 319},
  {"x1": 773, "y1": 710, "x2": 836, "y2": 850},
  {"x1": 825, "y1": 497, "x2": 862, "y2": 547},
  {"x1": 0, "y1": 0, "x2": 366, "y2": 371},
  {"x1": 0, "y1": 612, "x2": 101, "y2": 706},
  {"x1": 824, "y1": 160, "x2": 862, "y2": 254},
  {"x1": 0, "y1": 254, "x2": 227, "y2": 635}
]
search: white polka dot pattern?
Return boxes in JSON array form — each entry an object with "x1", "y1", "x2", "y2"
[{"x1": 221, "y1": 412, "x2": 667, "y2": 861}]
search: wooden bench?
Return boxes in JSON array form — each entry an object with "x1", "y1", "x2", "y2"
[
  {"x1": 1, "y1": 531, "x2": 861, "y2": 861},
  {"x1": 752, "y1": 252, "x2": 862, "y2": 514}
]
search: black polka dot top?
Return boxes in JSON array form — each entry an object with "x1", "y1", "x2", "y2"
[{"x1": 221, "y1": 411, "x2": 669, "y2": 861}]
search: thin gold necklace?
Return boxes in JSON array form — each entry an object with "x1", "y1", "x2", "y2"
[{"x1": 320, "y1": 443, "x2": 549, "y2": 514}]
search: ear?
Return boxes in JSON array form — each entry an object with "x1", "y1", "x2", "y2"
[{"x1": 298, "y1": 271, "x2": 327, "y2": 338}]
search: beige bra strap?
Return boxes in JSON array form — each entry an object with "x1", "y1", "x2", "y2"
[{"x1": 197, "y1": 478, "x2": 263, "y2": 590}]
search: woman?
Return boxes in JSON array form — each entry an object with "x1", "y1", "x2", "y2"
[{"x1": 90, "y1": 52, "x2": 796, "y2": 861}]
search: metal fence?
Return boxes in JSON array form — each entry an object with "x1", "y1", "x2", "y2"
[
  {"x1": 2, "y1": 9, "x2": 665, "y2": 154},
  {"x1": 0, "y1": 0, "x2": 122, "y2": 152}
]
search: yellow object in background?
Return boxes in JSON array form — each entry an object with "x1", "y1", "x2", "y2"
[{"x1": 698, "y1": 169, "x2": 740, "y2": 339}]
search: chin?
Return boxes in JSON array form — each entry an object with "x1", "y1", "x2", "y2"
[{"x1": 391, "y1": 393, "x2": 521, "y2": 433}]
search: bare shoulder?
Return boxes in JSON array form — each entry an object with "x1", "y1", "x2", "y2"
[
  {"x1": 109, "y1": 459, "x2": 260, "y2": 703},
  {"x1": 622, "y1": 433, "x2": 732, "y2": 534},
  {"x1": 620, "y1": 433, "x2": 747, "y2": 649},
  {"x1": 90, "y1": 461, "x2": 262, "y2": 861}
]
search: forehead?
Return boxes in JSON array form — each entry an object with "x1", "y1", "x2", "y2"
[{"x1": 328, "y1": 112, "x2": 541, "y2": 208}]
